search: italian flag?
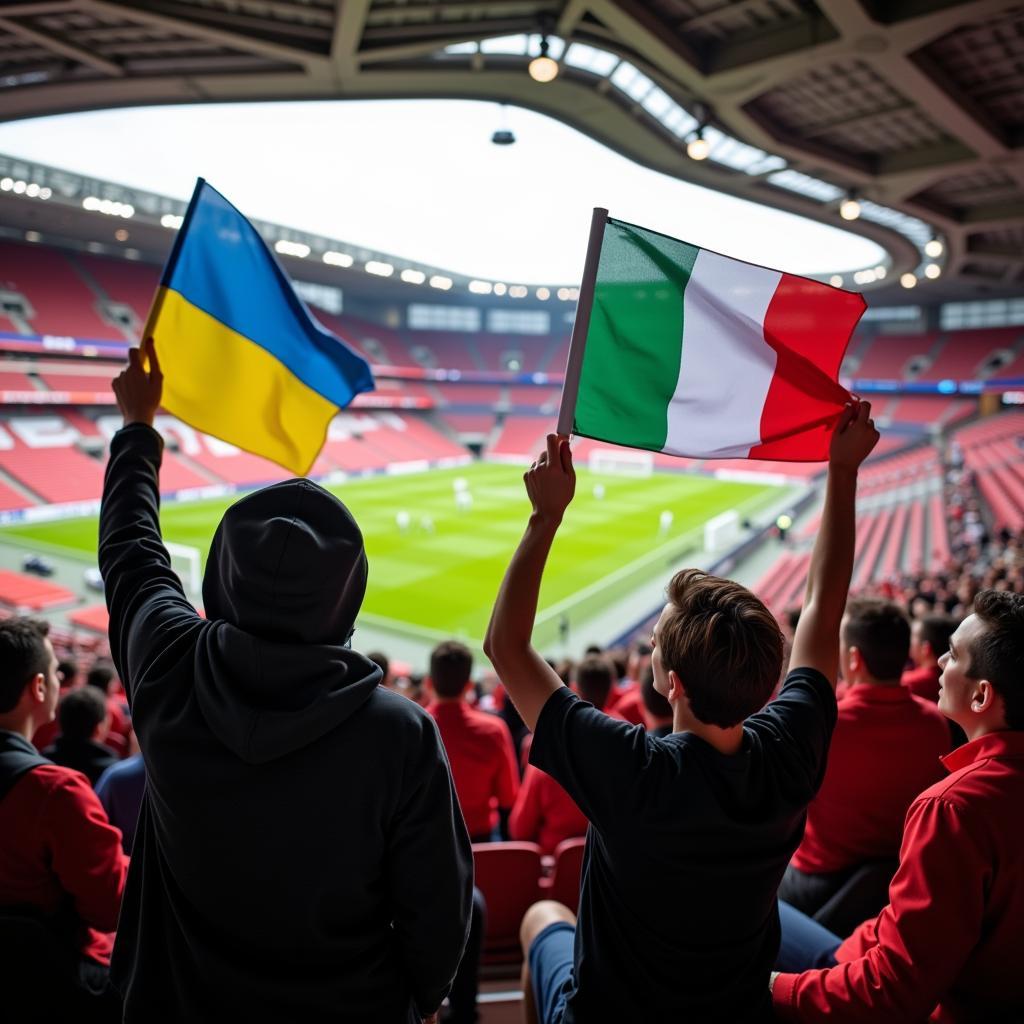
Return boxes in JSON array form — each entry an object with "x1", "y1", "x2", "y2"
[{"x1": 566, "y1": 216, "x2": 866, "y2": 461}]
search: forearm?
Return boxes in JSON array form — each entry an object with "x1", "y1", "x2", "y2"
[
  {"x1": 803, "y1": 466, "x2": 857, "y2": 615},
  {"x1": 484, "y1": 514, "x2": 564, "y2": 729}
]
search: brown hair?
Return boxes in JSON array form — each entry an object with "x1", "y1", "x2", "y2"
[
  {"x1": 574, "y1": 655, "x2": 615, "y2": 709},
  {"x1": 843, "y1": 599, "x2": 910, "y2": 681},
  {"x1": 429, "y1": 640, "x2": 473, "y2": 698},
  {"x1": 0, "y1": 617, "x2": 50, "y2": 713},
  {"x1": 659, "y1": 569, "x2": 782, "y2": 727},
  {"x1": 969, "y1": 590, "x2": 1024, "y2": 729}
]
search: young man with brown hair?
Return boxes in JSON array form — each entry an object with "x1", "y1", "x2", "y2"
[
  {"x1": 485, "y1": 403, "x2": 878, "y2": 1023},
  {"x1": 773, "y1": 588, "x2": 1024, "y2": 1021}
]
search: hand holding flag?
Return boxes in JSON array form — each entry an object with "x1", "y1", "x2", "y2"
[{"x1": 113, "y1": 337, "x2": 163, "y2": 428}]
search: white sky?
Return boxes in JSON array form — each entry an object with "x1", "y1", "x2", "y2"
[{"x1": 0, "y1": 100, "x2": 885, "y2": 284}]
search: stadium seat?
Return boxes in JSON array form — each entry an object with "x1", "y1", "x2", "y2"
[
  {"x1": 540, "y1": 837, "x2": 586, "y2": 915},
  {"x1": 472, "y1": 842, "x2": 544, "y2": 965}
]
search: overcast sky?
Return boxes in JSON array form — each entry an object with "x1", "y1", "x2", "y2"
[{"x1": 0, "y1": 100, "x2": 884, "y2": 284}]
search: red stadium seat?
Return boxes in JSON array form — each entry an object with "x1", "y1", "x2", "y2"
[
  {"x1": 541, "y1": 837, "x2": 587, "y2": 915},
  {"x1": 472, "y1": 841, "x2": 544, "y2": 965}
]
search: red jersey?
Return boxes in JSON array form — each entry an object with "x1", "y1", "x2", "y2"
[
  {"x1": 775, "y1": 731, "x2": 1024, "y2": 1022},
  {"x1": 510, "y1": 764, "x2": 588, "y2": 855},
  {"x1": 902, "y1": 663, "x2": 941, "y2": 703},
  {"x1": 791, "y1": 683, "x2": 950, "y2": 874},
  {"x1": 0, "y1": 763, "x2": 128, "y2": 964},
  {"x1": 427, "y1": 701, "x2": 519, "y2": 837}
]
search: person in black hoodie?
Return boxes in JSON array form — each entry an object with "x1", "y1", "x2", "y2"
[{"x1": 100, "y1": 340, "x2": 473, "y2": 1023}]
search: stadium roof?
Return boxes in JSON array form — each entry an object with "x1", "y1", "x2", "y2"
[{"x1": 0, "y1": 0, "x2": 1021, "y2": 303}]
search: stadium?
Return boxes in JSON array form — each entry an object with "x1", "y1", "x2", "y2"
[{"x1": 0, "y1": 2, "x2": 1022, "y2": 1022}]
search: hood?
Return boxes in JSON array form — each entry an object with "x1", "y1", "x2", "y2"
[
  {"x1": 203, "y1": 477, "x2": 367, "y2": 645},
  {"x1": 194, "y1": 624, "x2": 382, "y2": 764}
]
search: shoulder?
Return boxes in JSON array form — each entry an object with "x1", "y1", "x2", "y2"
[{"x1": 364, "y1": 687, "x2": 443, "y2": 739}]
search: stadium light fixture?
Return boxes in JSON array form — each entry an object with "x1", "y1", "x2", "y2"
[
  {"x1": 275, "y1": 239, "x2": 310, "y2": 258},
  {"x1": 829, "y1": 275, "x2": 843, "y2": 288},
  {"x1": 874, "y1": 265, "x2": 887, "y2": 280},
  {"x1": 400, "y1": 268, "x2": 426, "y2": 284},
  {"x1": 528, "y1": 37, "x2": 559, "y2": 83},
  {"x1": 924, "y1": 263, "x2": 941, "y2": 279},
  {"x1": 160, "y1": 213, "x2": 184, "y2": 229},
  {"x1": 0, "y1": 177, "x2": 11, "y2": 191},
  {"x1": 509, "y1": 285, "x2": 528, "y2": 298},
  {"x1": 924, "y1": 238, "x2": 943, "y2": 258},
  {"x1": 900, "y1": 273, "x2": 917, "y2": 289},
  {"x1": 323, "y1": 250, "x2": 353, "y2": 268},
  {"x1": 536, "y1": 287, "x2": 551, "y2": 300},
  {"x1": 115, "y1": 228, "x2": 129, "y2": 242},
  {"x1": 686, "y1": 127, "x2": 709, "y2": 161},
  {"x1": 12, "y1": 180, "x2": 26, "y2": 194},
  {"x1": 469, "y1": 280, "x2": 493, "y2": 294},
  {"x1": 493, "y1": 283, "x2": 507, "y2": 296},
  {"x1": 429, "y1": 275, "x2": 453, "y2": 290},
  {"x1": 365, "y1": 260, "x2": 394, "y2": 277},
  {"x1": 24, "y1": 230, "x2": 41, "y2": 243},
  {"x1": 839, "y1": 192, "x2": 861, "y2": 221}
]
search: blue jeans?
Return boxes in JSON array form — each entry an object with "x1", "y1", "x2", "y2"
[
  {"x1": 527, "y1": 921, "x2": 575, "y2": 1024},
  {"x1": 777, "y1": 900, "x2": 842, "y2": 972}
]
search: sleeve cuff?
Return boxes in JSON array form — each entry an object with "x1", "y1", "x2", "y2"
[
  {"x1": 528, "y1": 686, "x2": 576, "y2": 769},
  {"x1": 771, "y1": 972, "x2": 798, "y2": 1017}
]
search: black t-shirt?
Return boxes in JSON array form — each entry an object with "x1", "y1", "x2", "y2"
[{"x1": 530, "y1": 668, "x2": 837, "y2": 1022}]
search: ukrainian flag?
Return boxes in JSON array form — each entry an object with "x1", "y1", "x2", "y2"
[{"x1": 145, "y1": 179, "x2": 374, "y2": 475}]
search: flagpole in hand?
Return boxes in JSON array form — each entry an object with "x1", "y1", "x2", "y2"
[
  {"x1": 113, "y1": 337, "x2": 163, "y2": 428},
  {"x1": 557, "y1": 207, "x2": 608, "y2": 437}
]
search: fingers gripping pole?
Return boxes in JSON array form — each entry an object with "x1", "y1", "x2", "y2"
[{"x1": 557, "y1": 208, "x2": 608, "y2": 437}]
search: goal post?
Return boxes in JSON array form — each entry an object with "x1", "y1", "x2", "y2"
[
  {"x1": 165, "y1": 541, "x2": 202, "y2": 598},
  {"x1": 588, "y1": 447, "x2": 654, "y2": 478},
  {"x1": 704, "y1": 509, "x2": 741, "y2": 552}
]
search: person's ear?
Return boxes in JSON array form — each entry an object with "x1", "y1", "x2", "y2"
[
  {"x1": 848, "y1": 646, "x2": 863, "y2": 677},
  {"x1": 971, "y1": 679, "x2": 996, "y2": 715},
  {"x1": 29, "y1": 672, "x2": 46, "y2": 704},
  {"x1": 667, "y1": 669, "x2": 685, "y2": 704}
]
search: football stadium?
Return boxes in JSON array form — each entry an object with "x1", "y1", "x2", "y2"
[{"x1": 0, "y1": 2, "x2": 1022, "y2": 1022}]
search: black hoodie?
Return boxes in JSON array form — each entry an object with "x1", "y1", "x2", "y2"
[{"x1": 99, "y1": 424, "x2": 472, "y2": 1023}]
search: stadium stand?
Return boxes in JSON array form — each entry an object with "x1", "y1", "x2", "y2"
[
  {"x1": 0, "y1": 432, "x2": 105, "y2": 504},
  {"x1": 75, "y1": 253, "x2": 160, "y2": 325},
  {"x1": 852, "y1": 334, "x2": 938, "y2": 379},
  {"x1": 954, "y1": 411, "x2": 1024, "y2": 533},
  {"x1": 0, "y1": 366, "x2": 38, "y2": 390},
  {"x1": 0, "y1": 240, "x2": 120, "y2": 339},
  {"x1": 433, "y1": 384, "x2": 503, "y2": 407},
  {"x1": 0, "y1": 569, "x2": 76, "y2": 610}
]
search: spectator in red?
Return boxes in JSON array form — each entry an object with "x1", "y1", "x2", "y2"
[
  {"x1": 779, "y1": 600, "x2": 950, "y2": 935},
  {"x1": 31, "y1": 655, "x2": 78, "y2": 751},
  {"x1": 85, "y1": 658, "x2": 130, "y2": 757},
  {"x1": 427, "y1": 640, "x2": 519, "y2": 842},
  {"x1": 606, "y1": 641, "x2": 650, "y2": 725},
  {"x1": 510, "y1": 763, "x2": 588, "y2": 856},
  {"x1": 638, "y1": 664, "x2": 673, "y2": 737},
  {"x1": 0, "y1": 617, "x2": 127, "y2": 1022},
  {"x1": 42, "y1": 686, "x2": 120, "y2": 787},
  {"x1": 773, "y1": 589, "x2": 1024, "y2": 1021},
  {"x1": 902, "y1": 613, "x2": 957, "y2": 703}
]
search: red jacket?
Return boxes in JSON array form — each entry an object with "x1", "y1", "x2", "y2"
[
  {"x1": 427, "y1": 701, "x2": 519, "y2": 837},
  {"x1": 902, "y1": 664, "x2": 942, "y2": 703},
  {"x1": 774, "y1": 731, "x2": 1024, "y2": 1022},
  {"x1": 0, "y1": 763, "x2": 128, "y2": 965},
  {"x1": 509, "y1": 764, "x2": 588, "y2": 855},
  {"x1": 791, "y1": 683, "x2": 950, "y2": 874}
]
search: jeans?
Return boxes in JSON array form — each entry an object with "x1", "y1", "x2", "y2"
[{"x1": 776, "y1": 900, "x2": 842, "y2": 973}]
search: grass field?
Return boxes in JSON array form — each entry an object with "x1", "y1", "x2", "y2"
[{"x1": 0, "y1": 463, "x2": 782, "y2": 646}]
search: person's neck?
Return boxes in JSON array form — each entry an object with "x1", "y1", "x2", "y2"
[
  {"x1": 0, "y1": 713, "x2": 35, "y2": 742},
  {"x1": 958, "y1": 719, "x2": 1006, "y2": 744},
  {"x1": 849, "y1": 675, "x2": 901, "y2": 688},
  {"x1": 673, "y1": 708, "x2": 744, "y2": 756},
  {"x1": 434, "y1": 694, "x2": 466, "y2": 705}
]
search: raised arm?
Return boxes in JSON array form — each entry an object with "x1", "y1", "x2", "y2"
[
  {"x1": 99, "y1": 338, "x2": 198, "y2": 694},
  {"x1": 484, "y1": 433, "x2": 575, "y2": 731},
  {"x1": 790, "y1": 402, "x2": 879, "y2": 685}
]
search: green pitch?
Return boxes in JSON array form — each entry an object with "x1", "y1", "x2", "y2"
[{"x1": 0, "y1": 463, "x2": 781, "y2": 645}]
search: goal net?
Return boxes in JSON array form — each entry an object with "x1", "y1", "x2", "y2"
[
  {"x1": 704, "y1": 510, "x2": 741, "y2": 552},
  {"x1": 588, "y1": 448, "x2": 654, "y2": 478},
  {"x1": 165, "y1": 541, "x2": 202, "y2": 599}
]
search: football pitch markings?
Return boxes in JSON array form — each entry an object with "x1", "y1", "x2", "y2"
[{"x1": 0, "y1": 463, "x2": 782, "y2": 642}]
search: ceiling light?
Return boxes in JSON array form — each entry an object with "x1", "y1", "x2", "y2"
[
  {"x1": 536, "y1": 287, "x2": 550, "y2": 300},
  {"x1": 900, "y1": 273, "x2": 917, "y2": 289},
  {"x1": 400, "y1": 268, "x2": 426, "y2": 284},
  {"x1": 839, "y1": 194, "x2": 861, "y2": 221},
  {"x1": 924, "y1": 239, "x2": 943, "y2": 258},
  {"x1": 429, "y1": 275, "x2": 453, "y2": 290},
  {"x1": 24, "y1": 230, "x2": 41, "y2": 242},
  {"x1": 829, "y1": 275, "x2": 843, "y2": 288},
  {"x1": 687, "y1": 128, "x2": 709, "y2": 161},
  {"x1": 38, "y1": 187, "x2": 51, "y2": 200},
  {"x1": 365, "y1": 260, "x2": 394, "y2": 277},
  {"x1": 25, "y1": 183, "x2": 39, "y2": 197},
  {"x1": 924, "y1": 263, "x2": 941, "y2": 279},
  {"x1": 115, "y1": 228, "x2": 129, "y2": 242},
  {"x1": 12, "y1": 180, "x2": 25, "y2": 194},
  {"x1": 275, "y1": 239, "x2": 310, "y2": 258},
  {"x1": 469, "y1": 280, "x2": 493, "y2": 294},
  {"x1": 493, "y1": 283, "x2": 507, "y2": 296},
  {"x1": 323, "y1": 250, "x2": 353, "y2": 268},
  {"x1": 160, "y1": 213, "x2": 184, "y2": 229},
  {"x1": 0, "y1": 177, "x2": 11, "y2": 191},
  {"x1": 509, "y1": 285, "x2": 528, "y2": 298},
  {"x1": 528, "y1": 37, "x2": 559, "y2": 83},
  {"x1": 874, "y1": 265, "x2": 887, "y2": 279}
]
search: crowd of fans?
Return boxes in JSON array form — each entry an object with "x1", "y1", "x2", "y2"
[{"x1": 0, "y1": 349, "x2": 1021, "y2": 1024}]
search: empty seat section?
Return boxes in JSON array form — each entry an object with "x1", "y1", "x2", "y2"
[
  {"x1": 0, "y1": 478, "x2": 33, "y2": 511},
  {"x1": 76, "y1": 253, "x2": 160, "y2": 323},
  {"x1": 404, "y1": 331, "x2": 479, "y2": 370},
  {"x1": 490, "y1": 416, "x2": 548, "y2": 457},
  {"x1": 0, "y1": 443, "x2": 105, "y2": 503},
  {"x1": 433, "y1": 384, "x2": 501, "y2": 407},
  {"x1": 442, "y1": 413, "x2": 495, "y2": 434},
  {"x1": 878, "y1": 502, "x2": 909, "y2": 578},
  {"x1": 886, "y1": 396, "x2": 972, "y2": 425},
  {"x1": 507, "y1": 386, "x2": 560, "y2": 409},
  {"x1": 906, "y1": 499, "x2": 926, "y2": 573},
  {"x1": 36, "y1": 361, "x2": 114, "y2": 394},
  {"x1": 159, "y1": 452, "x2": 219, "y2": 492},
  {"x1": 854, "y1": 335, "x2": 933, "y2": 379},
  {"x1": 0, "y1": 241, "x2": 116, "y2": 338}
]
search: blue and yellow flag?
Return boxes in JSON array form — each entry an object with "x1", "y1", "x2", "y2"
[{"x1": 145, "y1": 179, "x2": 374, "y2": 475}]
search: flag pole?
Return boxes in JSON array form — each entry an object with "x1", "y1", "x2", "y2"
[{"x1": 557, "y1": 207, "x2": 608, "y2": 437}]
